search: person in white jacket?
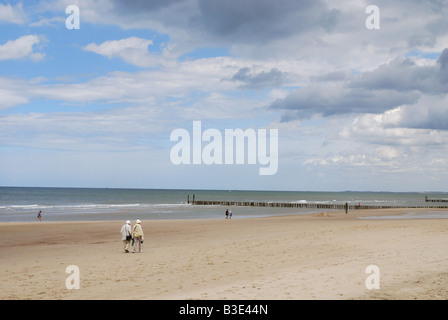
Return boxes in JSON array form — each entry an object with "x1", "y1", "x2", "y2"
[{"x1": 120, "y1": 220, "x2": 132, "y2": 253}]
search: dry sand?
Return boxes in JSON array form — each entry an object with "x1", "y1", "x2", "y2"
[{"x1": 0, "y1": 208, "x2": 447, "y2": 300}]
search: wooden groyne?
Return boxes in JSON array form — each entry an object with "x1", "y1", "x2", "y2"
[
  {"x1": 191, "y1": 200, "x2": 448, "y2": 210},
  {"x1": 425, "y1": 196, "x2": 448, "y2": 203}
]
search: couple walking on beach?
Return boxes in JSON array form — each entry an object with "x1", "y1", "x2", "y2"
[{"x1": 120, "y1": 219, "x2": 144, "y2": 253}]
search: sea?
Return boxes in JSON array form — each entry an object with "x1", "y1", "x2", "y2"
[{"x1": 1, "y1": 186, "x2": 448, "y2": 222}]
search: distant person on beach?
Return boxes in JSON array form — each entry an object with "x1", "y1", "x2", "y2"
[
  {"x1": 37, "y1": 211, "x2": 42, "y2": 222},
  {"x1": 229, "y1": 210, "x2": 232, "y2": 219},
  {"x1": 345, "y1": 203, "x2": 348, "y2": 214},
  {"x1": 120, "y1": 220, "x2": 132, "y2": 253},
  {"x1": 225, "y1": 209, "x2": 229, "y2": 219},
  {"x1": 132, "y1": 219, "x2": 144, "y2": 253}
]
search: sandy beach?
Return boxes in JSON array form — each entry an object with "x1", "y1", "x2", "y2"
[{"x1": 0, "y1": 208, "x2": 447, "y2": 300}]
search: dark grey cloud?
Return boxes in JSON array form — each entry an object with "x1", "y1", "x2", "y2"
[
  {"x1": 401, "y1": 108, "x2": 448, "y2": 130},
  {"x1": 231, "y1": 67, "x2": 285, "y2": 90},
  {"x1": 104, "y1": 0, "x2": 448, "y2": 64},
  {"x1": 271, "y1": 48, "x2": 448, "y2": 123},
  {"x1": 196, "y1": 0, "x2": 340, "y2": 43},
  {"x1": 271, "y1": 86, "x2": 419, "y2": 121},
  {"x1": 388, "y1": 96, "x2": 448, "y2": 131},
  {"x1": 352, "y1": 50, "x2": 448, "y2": 94},
  {"x1": 438, "y1": 48, "x2": 448, "y2": 70},
  {"x1": 110, "y1": 0, "x2": 181, "y2": 13},
  {"x1": 109, "y1": 0, "x2": 342, "y2": 45}
]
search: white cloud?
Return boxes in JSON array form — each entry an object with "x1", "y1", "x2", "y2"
[
  {"x1": 21, "y1": 56, "x2": 248, "y2": 106},
  {"x1": 0, "y1": 106, "x2": 167, "y2": 152},
  {"x1": 0, "y1": 78, "x2": 31, "y2": 109},
  {"x1": 0, "y1": 35, "x2": 44, "y2": 62},
  {"x1": 83, "y1": 37, "x2": 162, "y2": 68},
  {"x1": 0, "y1": 3, "x2": 26, "y2": 24},
  {"x1": 29, "y1": 16, "x2": 65, "y2": 27},
  {"x1": 0, "y1": 90, "x2": 29, "y2": 110}
]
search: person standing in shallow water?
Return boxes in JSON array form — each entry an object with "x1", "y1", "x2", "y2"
[
  {"x1": 345, "y1": 202, "x2": 348, "y2": 214},
  {"x1": 37, "y1": 211, "x2": 42, "y2": 222},
  {"x1": 132, "y1": 219, "x2": 144, "y2": 253}
]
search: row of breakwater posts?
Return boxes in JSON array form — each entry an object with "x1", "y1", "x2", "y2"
[
  {"x1": 425, "y1": 196, "x2": 448, "y2": 202},
  {"x1": 189, "y1": 199, "x2": 448, "y2": 211}
]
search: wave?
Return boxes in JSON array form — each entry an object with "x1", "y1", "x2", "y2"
[{"x1": 0, "y1": 202, "x2": 190, "y2": 212}]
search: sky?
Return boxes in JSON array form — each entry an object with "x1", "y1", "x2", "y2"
[{"x1": 0, "y1": 0, "x2": 448, "y2": 192}]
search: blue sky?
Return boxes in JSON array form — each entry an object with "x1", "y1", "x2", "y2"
[{"x1": 1, "y1": 0, "x2": 448, "y2": 192}]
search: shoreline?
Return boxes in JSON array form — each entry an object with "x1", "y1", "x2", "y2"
[
  {"x1": 1, "y1": 208, "x2": 447, "y2": 300},
  {"x1": 2, "y1": 206, "x2": 448, "y2": 224}
]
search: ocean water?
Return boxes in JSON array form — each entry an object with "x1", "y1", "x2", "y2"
[{"x1": 1, "y1": 187, "x2": 447, "y2": 222}]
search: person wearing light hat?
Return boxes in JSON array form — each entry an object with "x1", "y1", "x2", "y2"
[
  {"x1": 120, "y1": 220, "x2": 132, "y2": 253},
  {"x1": 132, "y1": 219, "x2": 145, "y2": 253}
]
